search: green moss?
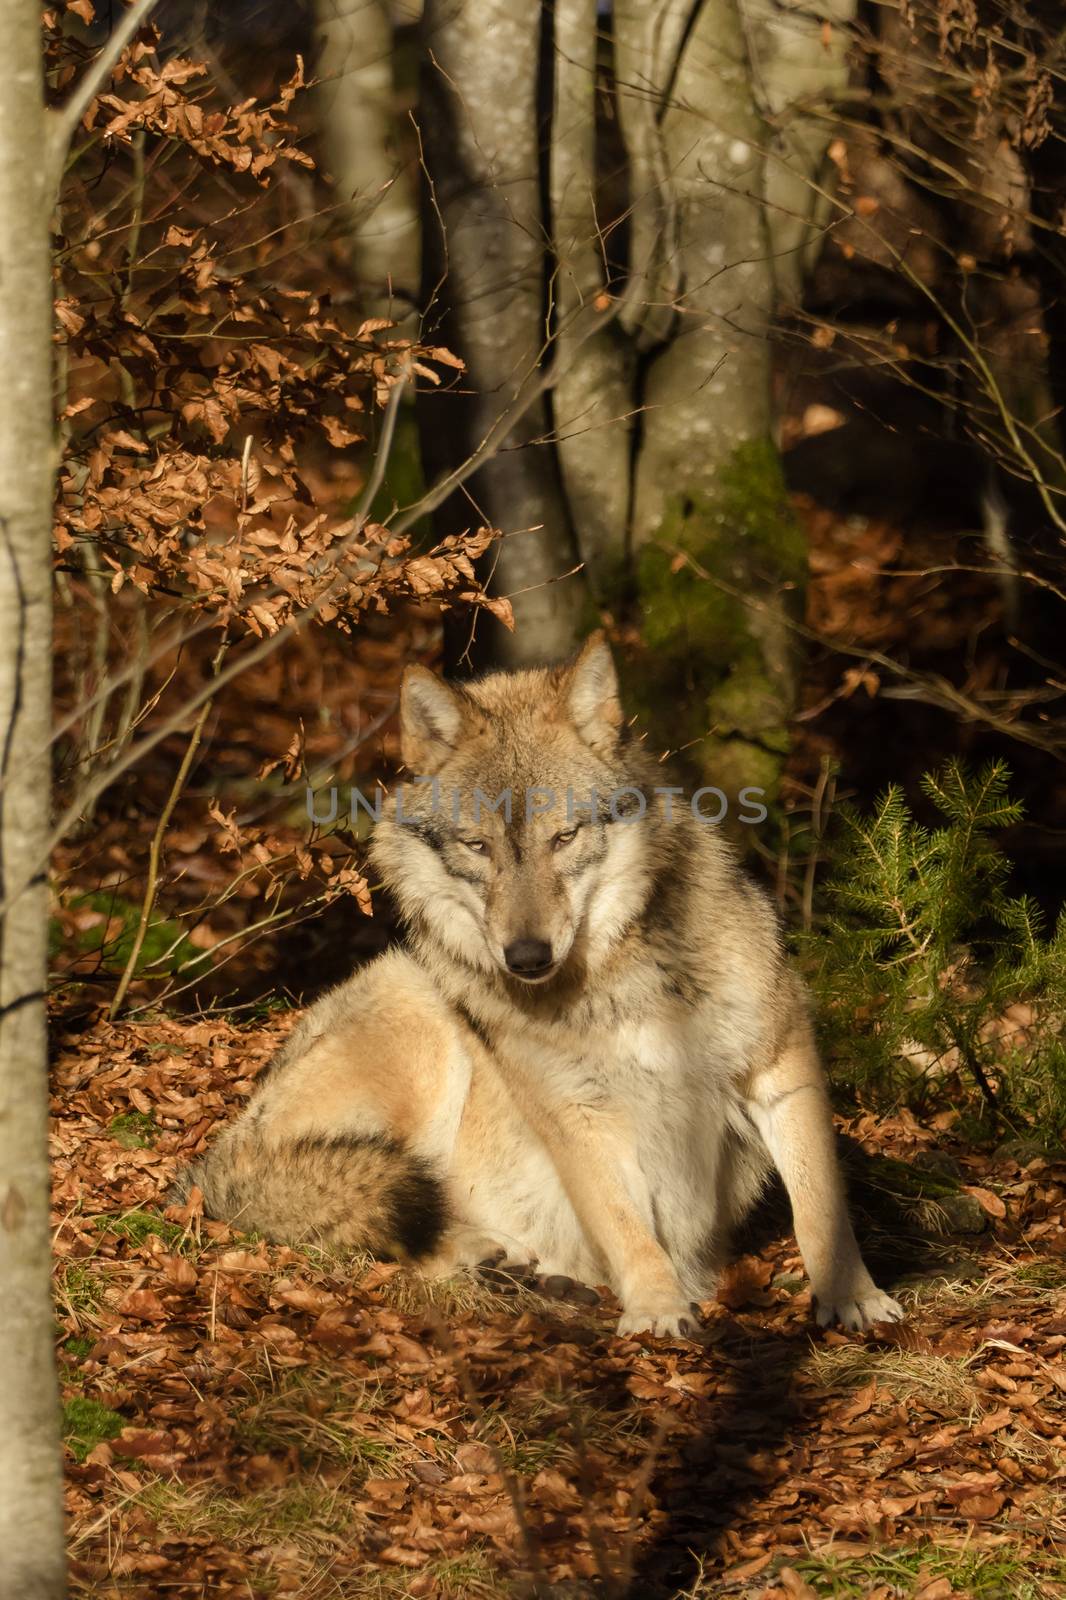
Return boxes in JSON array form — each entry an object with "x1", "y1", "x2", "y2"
[
  {"x1": 791, "y1": 1541, "x2": 1066, "y2": 1598},
  {"x1": 705, "y1": 648, "x2": 789, "y2": 741},
  {"x1": 63, "y1": 1396, "x2": 124, "y2": 1461},
  {"x1": 704, "y1": 739, "x2": 784, "y2": 811},
  {"x1": 108, "y1": 1111, "x2": 157, "y2": 1150},
  {"x1": 716, "y1": 436, "x2": 807, "y2": 576},
  {"x1": 96, "y1": 1208, "x2": 182, "y2": 1247},
  {"x1": 1015, "y1": 1259, "x2": 1066, "y2": 1290},
  {"x1": 60, "y1": 1262, "x2": 106, "y2": 1315},
  {"x1": 633, "y1": 438, "x2": 805, "y2": 809},
  {"x1": 65, "y1": 891, "x2": 196, "y2": 977},
  {"x1": 638, "y1": 535, "x2": 747, "y2": 671}
]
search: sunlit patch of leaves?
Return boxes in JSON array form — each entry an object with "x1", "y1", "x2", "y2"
[{"x1": 53, "y1": 1016, "x2": 1066, "y2": 1596}]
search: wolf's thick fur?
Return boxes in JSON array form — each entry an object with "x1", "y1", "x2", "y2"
[{"x1": 179, "y1": 636, "x2": 901, "y2": 1338}]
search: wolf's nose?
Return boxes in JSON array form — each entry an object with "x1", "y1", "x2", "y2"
[{"x1": 504, "y1": 938, "x2": 554, "y2": 976}]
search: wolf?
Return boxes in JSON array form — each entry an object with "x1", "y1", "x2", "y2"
[{"x1": 178, "y1": 634, "x2": 902, "y2": 1339}]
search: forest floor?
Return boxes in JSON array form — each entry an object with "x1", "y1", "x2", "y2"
[
  {"x1": 53, "y1": 1008, "x2": 1066, "y2": 1600},
  {"x1": 50, "y1": 465, "x2": 1066, "y2": 1598}
]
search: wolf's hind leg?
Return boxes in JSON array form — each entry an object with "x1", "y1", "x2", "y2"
[{"x1": 746, "y1": 1020, "x2": 903, "y2": 1330}]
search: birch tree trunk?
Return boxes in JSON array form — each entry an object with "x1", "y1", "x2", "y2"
[{"x1": 0, "y1": 8, "x2": 65, "y2": 1597}]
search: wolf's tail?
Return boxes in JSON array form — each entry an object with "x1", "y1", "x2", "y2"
[{"x1": 171, "y1": 1127, "x2": 447, "y2": 1260}]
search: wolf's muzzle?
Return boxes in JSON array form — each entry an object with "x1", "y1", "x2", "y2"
[{"x1": 504, "y1": 938, "x2": 555, "y2": 979}]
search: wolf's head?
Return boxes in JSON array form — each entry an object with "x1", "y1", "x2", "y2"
[{"x1": 371, "y1": 634, "x2": 658, "y2": 984}]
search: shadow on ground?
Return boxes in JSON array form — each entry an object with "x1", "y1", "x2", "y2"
[{"x1": 628, "y1": 1136, "x2": 983, "y2": 1597}]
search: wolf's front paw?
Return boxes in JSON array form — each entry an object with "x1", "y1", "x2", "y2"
[
  {"x1": 616, "y1": 1301, "x2": 704, "y2": 1343},
  {"x1": 814, "y1": 1284, "x2": 904, "y2": 1331}
]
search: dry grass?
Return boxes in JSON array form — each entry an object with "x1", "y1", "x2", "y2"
[
  {"x1": 140, "y1": 1476, "x2": 362, "y2": 1551},
  {"x1": 235, "y1": 1366, "x2": 402, "y2": 1475},
  {"x1": 295, "y1": 1241, "x2": 593, "y2": 1326},
  {"x1": 892, "y1": 1250, "x2": 1066, "y2": 1312},
  {"x1": 805, "y1": 1343, "x2": 982, "y2": 1419}
]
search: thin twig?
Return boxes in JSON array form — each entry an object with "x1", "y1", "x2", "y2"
[
  {"x1": 350, "y1": 371, "x2": 408, "y2": 529},
  {"x1": 802, "y1": 756, "x2": 836, "y2": 934},
  {"x1": 47, "y1": 0, "x2": 161, "y2": 192},
  {"x1": 958, "y1": 1039, "x2": 1001, "y2": 1118},
  {"x1": 107, "y1": 644, "x2": 225, "y2": 1018},
  {"x1": 668, "y1": 548, "x2": 1066, "y2": 762}
]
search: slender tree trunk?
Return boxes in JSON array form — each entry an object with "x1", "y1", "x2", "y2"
[
  {"x1": 314, "y1": 0, "x2": 421, "y2": 314},
  {"x1": 0, "y1": 6, "x2": 65, "y2": 1595},
  {"x1": 744, "y1": 0, "x2": 857, "y2": 306},
  {"x1": 419, "y1": 0, "x2": 584, "y2": 666},
  {"x1": 549, "y1": 0, "x2": 632, "y2": 593},
  {"x1": 617, "y1": 0, "x2": 776, "y2": 549},
  {"x1": 612, "y1": 0, "x2": 798, "y2": 797}
]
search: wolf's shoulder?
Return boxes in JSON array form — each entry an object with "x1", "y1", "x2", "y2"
[{"x1": 640, "y1": 819, "x2": 789, "y2": 1001}]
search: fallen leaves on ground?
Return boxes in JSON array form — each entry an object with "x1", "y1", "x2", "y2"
[{"x1": 51, "y1": 1016, "x2": 1066, "y2": 1597}]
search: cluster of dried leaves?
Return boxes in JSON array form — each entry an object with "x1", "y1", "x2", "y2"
[
  {"x1": 51, "y1": 15, "x2": 492, "y2": 640},
  {"x1": 51, "y1": 1013, "x2": 1066, "y2": 1598}
]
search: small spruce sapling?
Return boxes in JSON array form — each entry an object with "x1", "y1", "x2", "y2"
[{"x1": 804, "y1": 760, "x2": 1066, "y2": 1138}]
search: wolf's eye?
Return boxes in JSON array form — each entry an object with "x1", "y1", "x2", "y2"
[
  {"x1": 552, "y1": 827, "x2": 578, "y2": 850},
  {"x1": 459, "y1": 838, "x2": 488, "y2": 855}
]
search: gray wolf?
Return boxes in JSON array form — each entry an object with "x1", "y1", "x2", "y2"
[{"x1": 178, "y1": 635, "x2": 902, "y2": 1338}]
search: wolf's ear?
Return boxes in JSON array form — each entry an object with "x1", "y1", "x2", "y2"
[
  {"x1": 400, "y1": 666, "x2": 463, "y2": 772},
  {"x1": 566, "y1": 631, "x2": 622, "y2": 754}
]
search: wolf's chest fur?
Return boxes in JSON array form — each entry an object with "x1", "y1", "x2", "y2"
[{"x1": 414, "y1": 931, "x2": 770, "y2": 1295}]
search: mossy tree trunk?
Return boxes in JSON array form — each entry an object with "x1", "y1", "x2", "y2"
[
  {"x1": 614, "y1": 0, "x2": 792, "y2": 796},
  {"x1": 406, "y1": 0, "x2": 853, "y2": 748}
]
